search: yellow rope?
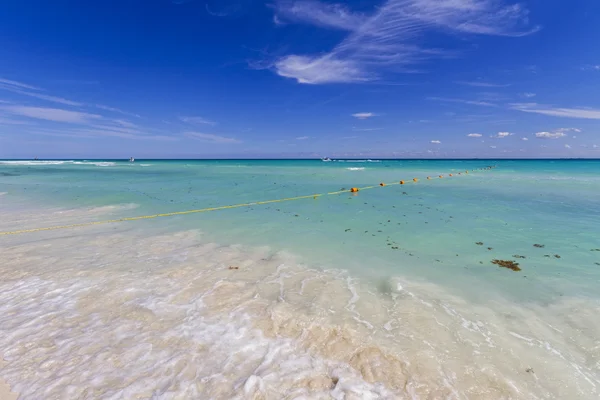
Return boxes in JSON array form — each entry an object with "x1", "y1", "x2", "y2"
[{"x1": 0, "y1": 168, "x2": 487, "y2": 236}]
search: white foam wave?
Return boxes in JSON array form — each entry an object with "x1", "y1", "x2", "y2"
[
  {"x1": 72, "y1": 161, "x2": 116, "y2": 167},
  {"x1": 0, "y1": 160, "x2": 116, "y2": 167},
  {"x1": 337, "y1": 159, "x2": 382, "y2": 163},
  {"x1": 0, "y1": 160, "x2": 69, "y2": 165},
  {"x1": 346, "y1": 167, "x2": 365, "y2": 171}
]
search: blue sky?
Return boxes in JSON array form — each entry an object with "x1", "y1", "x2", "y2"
[{"x1": 0, "y1": 0, "x2": 599, "y2": 158}]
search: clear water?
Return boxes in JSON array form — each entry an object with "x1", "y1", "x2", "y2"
[{"x1": 1, "y1": 159, "x2": 599, "y2": 399}]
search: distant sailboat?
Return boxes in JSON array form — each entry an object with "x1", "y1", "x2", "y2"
[
  {"x1": 129, "y1": 157, "x2": 135, "y2": 162},
  {"x1": 321, "y1": 157, "x2": 332, "y2": 162}
]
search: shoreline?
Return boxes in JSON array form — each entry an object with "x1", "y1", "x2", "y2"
[{"x1": 1, "y1": 217, "x2": 598, "y2": 397}]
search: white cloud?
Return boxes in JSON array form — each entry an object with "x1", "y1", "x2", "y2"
[
  {"x1": 275, "y1": 55, "x2": 370, "y2": 84},
  {"x1": 352, "y1": 127, "x2": 383, "y2": 131},
  {"x1": 184, "y1": 132, "x2": 240, "y2": 143},
  {"x1": 0, "y1": 78, "x2": 41, "y2": 91},
  {"x1": 428, "y1": 97, "x2": 497, "y2": 107},
  {"x1": 511, "y1": 103, "x2": 600, "y2": 119},
  {"x1": 352, "y1": 112, "x2": 377, "y2": 119},
  {"x1": 521, "y1": 92, "x2": 536, "y2": 98},
  {"x1": 467, "y1": 133, "x2": 482, "y2": 137},
  {"x1": 271, "y1": 0, "x2": 539, "y2": 84},
  {"x1": 273, "y1": 0, "x2": 365, "y2": 31},
  {"x1": 0, "y1": 116, "x2": 35, "y2": 125},
  {"x1": 111, "y1": 119, "x2": 138, "y2": 129},
  {"x1": 555, "y1": 127, "x2": 581, "y2": 133},
  {"x1": 296, "y1": 136, "x2": 309, "y2": 140},
  {"x1": 430, "y1": 140, "x2": 441, "y2": 144},
  {"x1": 581, "y1": 65, "x2": 600, "y2": 71},
  {"x1": 0, "y1": 77, "x2": 82, "y2": 106},
  {"x1": 493, "y1": 131, "x2": 512, "y2": 138},
  {"x1": 179, "y1": 116, "x2": 217, "y2": 126},
  {"x1": 95, "y1": 104, "x2": 141, "y2": 118},
  {"x1": 456, "y1": 81, "x2": 510, "y2": 88},
  {"x1": 535, "y1": 131, "x2": 566, "y2": 139},
  {"x1": 490, "y1": 145, "x2": 497, "y2": 148},
  {"x1": 521, "y1": 137, "x2": 528, "y2": 141},
  {"x1": 27, "y1": 127, "x2": 177, "y2": 141},
  {"x1": 0, "y1": 105, "x2": 101, "y2": 123},
  {"x1": 593, "y1": 144, "x2": 598, "y2": 148},
  {"x1": 564, "y1": 144, "x2": 571, "y2": 149},
  {"x1": 4, "y1": 89, "x2": 81, "y2": 106}
]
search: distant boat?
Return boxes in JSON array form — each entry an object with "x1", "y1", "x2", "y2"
[
  {"x1": 321, "y1": 157, "x2": 332, "y2": 162},
  {"x1": 129, "y1": 157, "x2": 135, "y2": 162}
]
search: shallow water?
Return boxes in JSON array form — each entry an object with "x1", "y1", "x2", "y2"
[{"x1": 1, "y1": 159, "x2": 599, "y2": 399}]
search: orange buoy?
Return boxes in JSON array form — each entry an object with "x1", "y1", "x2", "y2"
[
  {"x1": 413, "y1": 178, "x2": 418, "y2": 182},
  {"x1": 439, "y1": 175, "x2": 443, "y2": 178},
  {"x1": 449, "y1": 174, "x2": 453, "y2": 177},
  {"x1": 380, "y1": 183, "x2": 385, "y2": 187},
  {"x1": 427, "y1": 176, "x2": 431, "y2": 180},
  {"x1": 350, "y1": 187, "x2": 359, "y2": 192},
  {"x1": 400, "y1": 180, "x2": 405, "y2": 185}
]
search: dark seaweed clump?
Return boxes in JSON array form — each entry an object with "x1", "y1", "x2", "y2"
[
  {"x1": 492, "y1": 259, "x2": 521, "y2": 272},
  {"x1": 533, "y1": 244, "x2": 545, "y2": 248}
]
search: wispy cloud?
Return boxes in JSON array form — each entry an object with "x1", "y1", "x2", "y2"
[
  {"x1": 296, "y1": 136, "x2": 310, "y2": 140},
  {"x1": 521, "y1": 137, "x2": 528, "y2": 141},
  {"x1": 0, "y1": 78, "x2": 41, "y2": 91},
  {"x1": 0, "y1": 116, "x2": 35, "y2": 125},
  {"x1": 184, "y1": 132, "x2": 240, "y2": 143},
  {"x1": 270, "y1": 0, "x2": 539, "y2": 84},
  {"x1": 581, "y1": 65, "x2": 600, "y2": 71},
  {"x1": 456, "y1": 81, "x2": 510, "y2": 88},
  {"x1": 10, "y1": 90, "x2": 82, "y2": 106},
  {"x1": 467, "y1": 133, "x2": 482, "y2": 137},
  {"x1": 26, "y1": 127, "x2": 177, "y2": 141},
  {"x1": 353, "y1": 127, "x2": 383, "y2": 131},
  {"x1": 511, "y1": 103, "x2": 600, "y2": 119},
  {"x1": 0, "y1": 77, "x2": 82, "y2": 106},
  {"x1": 273, "y1": 0, "x2": 365, "y2": 31},
  {"x1": 1, "y1": 105, "x2": 101, "y2": 123},
  {"x1": 492, "y1": 131, "x2": 513, "y2": 138},
  {"x1": 179, "y1": 116, "x2": 217, "y2": 126},
  {"x1": 430, "y1": 140, "x2": 441, "y2": 144},
  {"x1": 352, "y1": 112, "x2": 377, "y2": 119},
  {"x1": 95, "y1": 104, "x2": 141, "y2": 118},
  {"x1": 428, "y1": 97, "x2": 497, "y2": 107},
  {"x1": 521, "y1": 92, "x2": 536, "y2": 98}
]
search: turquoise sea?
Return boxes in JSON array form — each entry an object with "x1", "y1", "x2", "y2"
[{"x1": 1, "y1": 159, "x2": 599, "y2": 399}]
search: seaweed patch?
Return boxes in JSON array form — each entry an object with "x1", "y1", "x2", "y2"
[{"x1": 492, "y1": 259, "x2": 521, "y2": 272}]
